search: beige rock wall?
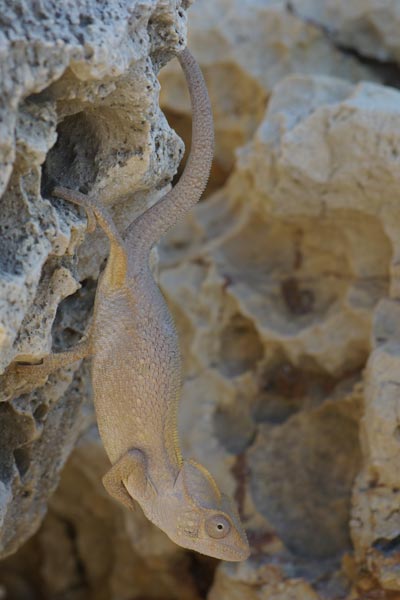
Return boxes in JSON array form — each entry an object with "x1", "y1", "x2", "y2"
[
  {"x1": 2, "y1": 0, "x2": 400, "y2": 599},
  {"x1": 291, "y1": 0, "x2": 400, "y2": 63}
]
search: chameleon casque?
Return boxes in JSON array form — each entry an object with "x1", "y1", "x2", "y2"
[{"x1": 12, "y1": 48, "x2": 250, "y2": 561}]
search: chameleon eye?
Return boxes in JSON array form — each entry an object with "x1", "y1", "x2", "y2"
[{"x1": 205, "y1": 514, "x2": 231, "y2": 539}]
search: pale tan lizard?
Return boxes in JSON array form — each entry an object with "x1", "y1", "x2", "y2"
[{"x1": 11, "y1": 49, "x2": 249, "y2": 561}]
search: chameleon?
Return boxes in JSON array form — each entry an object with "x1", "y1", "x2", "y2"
[{"x1": 11, "y1": 48, "x2": 250, "y2": 561}]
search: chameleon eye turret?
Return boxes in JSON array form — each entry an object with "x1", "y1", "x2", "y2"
[{"x1": 205, "y1": 514, "x2": 231, "y2": 539}]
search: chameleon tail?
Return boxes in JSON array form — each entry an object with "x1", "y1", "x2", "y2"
[{"x1": 124, "y1": 48, "x2": 214, "y2": 266}]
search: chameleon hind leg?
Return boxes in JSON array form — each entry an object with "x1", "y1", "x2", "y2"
[{"x1": 53, "y1": 186, "x2": 128, "y2": 288}]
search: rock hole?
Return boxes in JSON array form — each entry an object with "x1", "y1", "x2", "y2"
[
  {"x1": 41, "y1": 111, "x2": 100, "y2": 198},
  {"x1": 79, "y1": 13, "x2": 94, "y2": 26},
  {"x1": 33, "y1": 404, "x2": 48, "y2": 421},
  {"x1": 281, "y1": 277, "x2": 315, "y2": 316},
  {"x1": 13, "y1": 447, "x2": 31, "y2": 478},
  {"x1": 254, "y1": 362, "x2": 306, "y2": 424},
  {"x1": 249, "y1": 405, "x2": 361, "y2": 559},
  {"x1": 254, "y1": 360, "x2": 337, "y2": 424},
  {"x1": 214, "y1": 403, "x2": 256, "y2": 455},
  {"x1": 373, "y1": 535, "x2": 400, "y2": 555},
  {"x1": 0, "y1": 404, "x2": 33, "y2": 482},
  {"x1": 51, "y1": 278, "x2": 96, "y2": 351},
  {"x1": 187, "y1": 552, "x2": 217, "y2": 598},
  {"x1": 219, "y1": 314, "x2": 263, "y2": 377}
]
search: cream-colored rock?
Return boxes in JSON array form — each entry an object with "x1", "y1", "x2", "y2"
[
  {"x1": 158, "y1": 73, "x2": 400, "y2": 596},
  {"x1": 209, "y1": 561, "x2": 321, "y2": 600},
  {"x1": 351, "y1": 299, "x2": 400, "y2": 590},
  {"x1": 238, "y1": 76, "x2": 400, "y2": 220},
  {"x1": 292, "y1": 0, "x2": 400, "y2": 63},
  {"x1": 160, "y1": 0, "x2": 378, "y2": 172}
]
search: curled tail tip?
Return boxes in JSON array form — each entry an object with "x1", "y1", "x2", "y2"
[
  {"x1": 51, "y1": 186, "x2": 97, "y2": 232},
  {"x1": 52, "y1": 185, "x2": 80, "y2": 204},
  {"x1": 52, "y1": 185, "x2": 83, "y2": 201},
  {"x1": 52, "y1": 185, "x2": 66, "y2": 198}
]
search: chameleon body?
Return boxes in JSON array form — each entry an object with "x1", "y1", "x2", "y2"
[{"x1": 14, "y1": 49, "x2": 249, "y2": 561}]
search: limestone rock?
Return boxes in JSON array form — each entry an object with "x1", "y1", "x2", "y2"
[
  {"x1": 209, "y1": 561, "x2": 321, "y2": 600},
  {"x1": 158, "y1": 73, "x2": 400, "y2": 596},
  {"x1": 291, "y1": 0, "x2": 400, "y2": 63},
  {"x1": 351, "y1": 299, "x2": 400, "y2": 591},
  {"x1": 160, "y1": 0, "x2": 379, "y2": 174}
]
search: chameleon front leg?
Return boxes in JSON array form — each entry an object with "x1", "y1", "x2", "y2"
[
  {"x1": 102, "y1": 448, "x2": 149, "y2": 511},
  {"x1": 1, "y1": 336, "x2": 92, "y2": 401},
  {"x1": 14, "y1": 335, "x2": 92, "y2": 380}
]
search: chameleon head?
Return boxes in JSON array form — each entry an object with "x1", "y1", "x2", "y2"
[{"x1": 167, "y1": 459, "x2": 250, "y2": 561}]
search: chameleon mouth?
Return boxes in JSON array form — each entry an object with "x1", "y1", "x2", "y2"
[
  {"x1": 196, "y1": 538, "x2": 250, "y2": 562},
  {"x1": 168, "y1": 528, "x2": 250, "y2": 561},
  {"x1": 218, "y1": 542, "x2": 250, "y2": 562}
]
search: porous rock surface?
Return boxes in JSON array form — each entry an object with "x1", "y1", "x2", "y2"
[
  {"x1": 2, "y1": 0, "x2": 400, "y2": 599},
  {"x1": 291, "y1": 0, "x2": 400, "y2": 64}
]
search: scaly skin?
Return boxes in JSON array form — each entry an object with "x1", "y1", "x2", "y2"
[{"x1": 11, "y1": 49, "x2": 249, "y2": 561}]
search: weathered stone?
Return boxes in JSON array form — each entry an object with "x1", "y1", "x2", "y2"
[
  {"x1": 158, "y1": 72, "x2": 400, "y2": 596},
  {"x1": 209, "y1": 561, "x2": 321, "y2": 600},
  {"x1": 291, "y1": 0, "x2": 400, "y2": 64},
  {"x1": 160, "y1": 0, "x2": 379, "y2": 173},
  {"x1": 351, "y1": 298, "x2": 400, "y2": 591}
]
